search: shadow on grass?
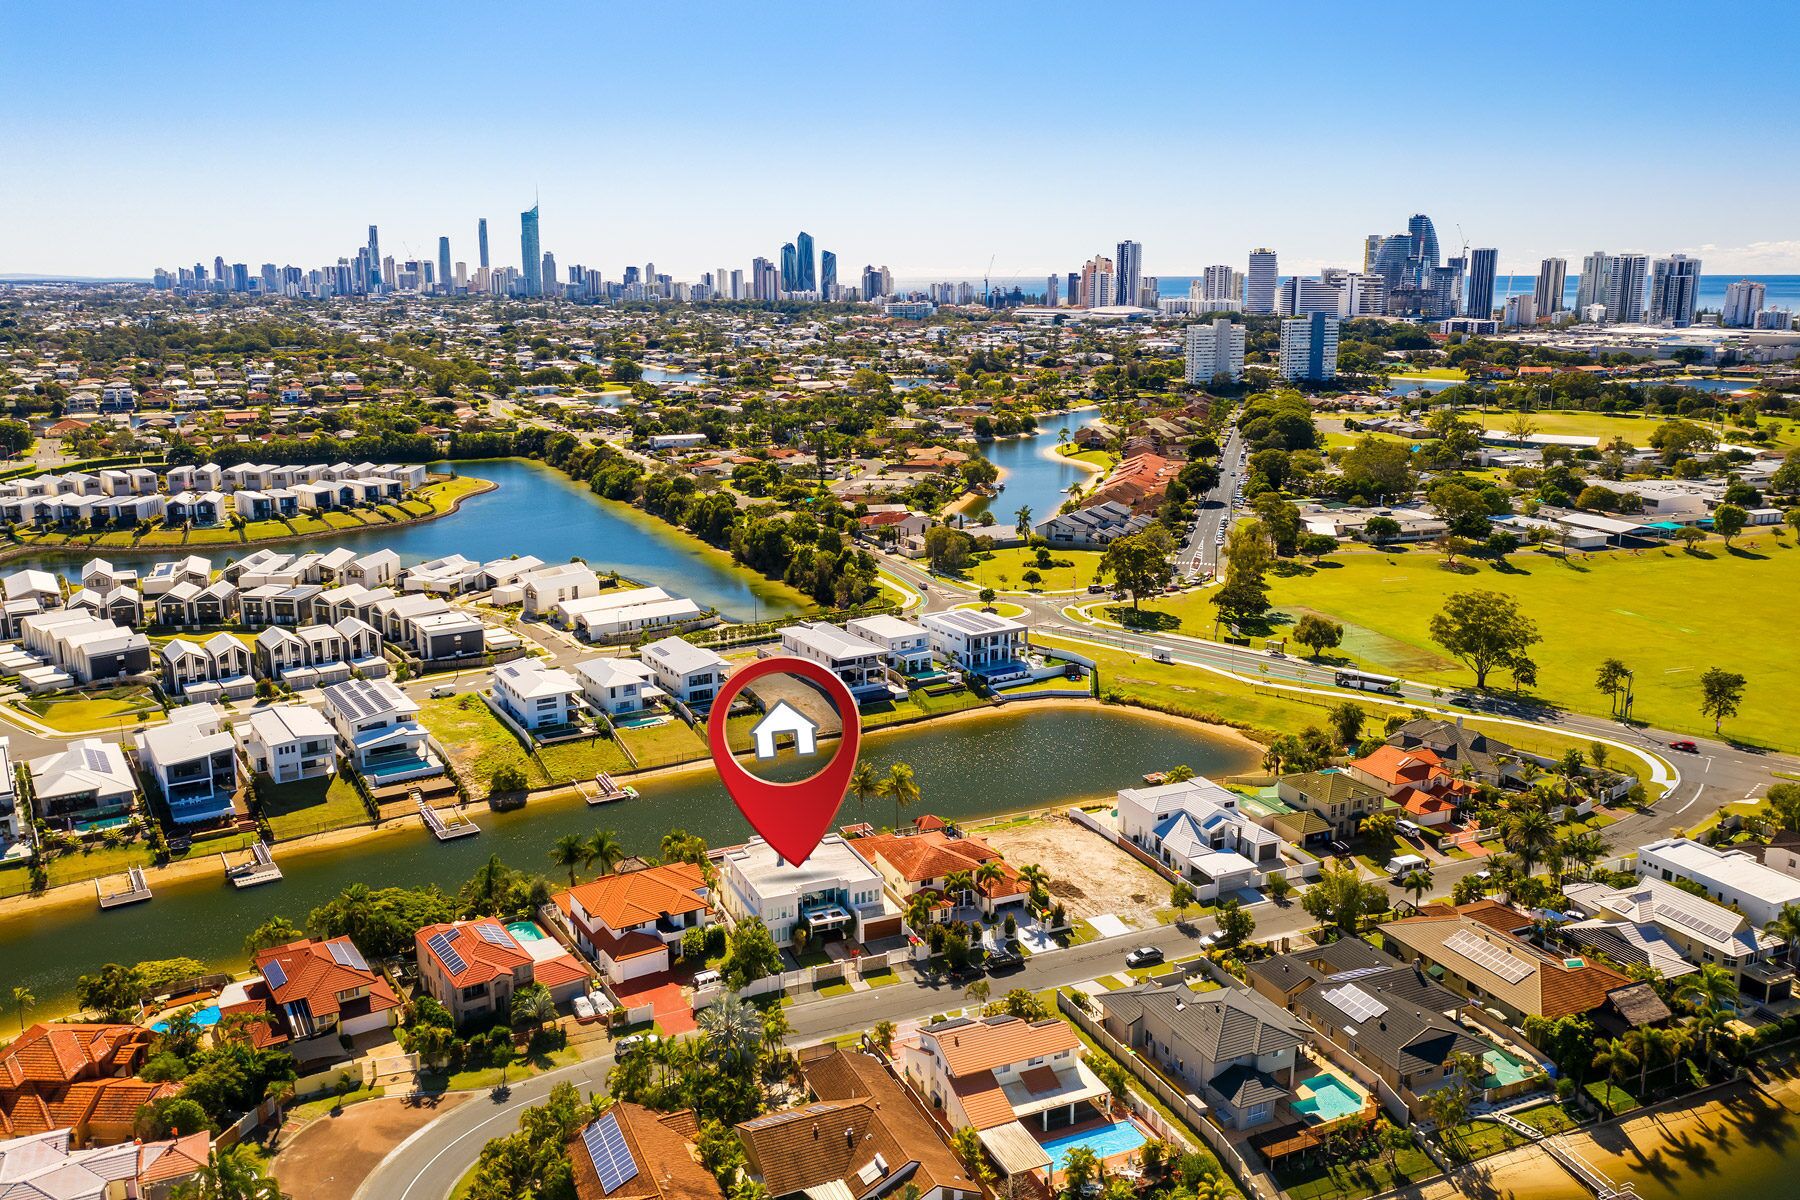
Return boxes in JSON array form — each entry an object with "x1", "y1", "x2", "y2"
[
  {"x1": 1109, "y1": 607, "x2": 1180, "y2": 632},
  {"x1": 1725, "y1": 545, "x2": 1769, "y2": 560}
]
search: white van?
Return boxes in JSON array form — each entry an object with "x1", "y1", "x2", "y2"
[
  {"x1": 1385, "y1": 854, "x2": 1427, "y2": 879},
  {"x1": 428, "y1": 683, "x2": 456, "y2": 699},
  {"x1": 1396, "y1": 818, "x2": 1421, "y2": 837},
  {"x1": 692, "y1": 969, "x2": 722, "y2": 989}
]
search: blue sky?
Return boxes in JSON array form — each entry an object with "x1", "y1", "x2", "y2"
[{"x1": 4, "y1": 1, "x2": 1798, "y2": 280}]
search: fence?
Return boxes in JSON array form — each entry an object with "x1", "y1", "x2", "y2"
[{"x1": 1056, "y1": 991, "x2": 1279, "y2": 1200}]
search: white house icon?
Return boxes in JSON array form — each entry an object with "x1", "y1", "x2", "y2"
[{"x1": 750, "y1": 700, "x2": 819, "y2": 759}]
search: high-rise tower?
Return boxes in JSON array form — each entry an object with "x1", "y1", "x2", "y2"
[{"x1": 520, "y1": 205, "x2": 541, "y2": 296}]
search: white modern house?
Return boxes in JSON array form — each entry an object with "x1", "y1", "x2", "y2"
[
  {"x1": 492, "y1": 659, "x2": 581, "y2": 731},
  {"x1": 322, "y1": 677, "x2": 440, "y2": 784},
  {"x1": 639, "y1": 636, "x2": 728, "y2": 708},
  {"x1": 574, "y1": 656, "x2": 658, "y2": 716},
  {"x1": 919, "y1": 609, "x2": 1028, "y2": 673},
  {"x1": 1635, "y1": 837, "x2": 1800, "y2": 929},
  {"x1": 845, "y1": 614, "x2": 934, "y2": 674},
  {"x1": 719, "y1": 834, "x2": 900, "y2": 947},
  {"x1": 552, "y1": 585, "x2": 705, "y2": 641},
  {"x1": 779, "y1": 621, "x2": 890, "y2": 701},
  {"x1": 29, "y1": 738, "x2": 137, "y2": 828},
  {"x1": 134, "y1": 704, "x2": 238, "y2": 826},
  {"x1": 239, "y1": 703, "x2": 338, "y2": 784},
  {"x1": 517, "y1": 563, "x2": 601, "y2": 617},
  {"x1": 1116, "y1": 778, "x2": 1286, "y2": 900}
]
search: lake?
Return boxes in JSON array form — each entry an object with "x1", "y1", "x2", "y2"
[
  {"x1": 965, "y1": 408, "x2": 1105, "y2": 524},
  {"x1": 0, "y1": 706, "x2": 1256, "y2": 1010},
  {"x1": 4, "y1": 459, "x2": 804, "y2": 623}
]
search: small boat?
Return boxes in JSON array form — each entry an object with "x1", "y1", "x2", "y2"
[{"x1": 1142, "y1": 771, "x2": 1168, "y2": 786}]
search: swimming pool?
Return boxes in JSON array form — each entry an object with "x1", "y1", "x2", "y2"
[
  {"x1": 507, "y1": 921, "x2": 548, "y2": 943},
  {"x1": 1483, "y1": 1049, "x2": 1535, "y2": 1088},
  {"x1": 151, "y1": 1003, "x2": 221, "y2": 1034},
  {"x1": 613, "y1": 714, "x2": 670, "y2": 729},
  {"x1": 1291, "y1": 1073, "x2": 1364, "y2": 1123},
  {"x1": 1040, "y1": 1121, "x2": 1147, "y2": 1170}
]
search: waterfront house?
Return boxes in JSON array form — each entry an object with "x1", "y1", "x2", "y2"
[
  {"x1": 1565, "y1": 875, "x2": 1793, "y2": 1004},
  {"x1": 139, "y1": 556, "x2": 210, "y2": 598},
  {"x1": 902, "y1": 1014, "x2": 1110, "y2": 1137},
  {"x1": 779, "y1": 621, "x2": 891, "y2": 702},
  {"x1": 1346, "y1": 745, "x2": 1476, "y2": 827},
  {"x1": 919, "y1": 610, "x2": 1027, "y2": 674},
  {"x1": 1115, "y1": 777, "x2": 1285, "y2": 899},
  {"x1": 518, "y1": 562, "x2": 601, "y2": 618},
  {"x1": 1275, "y1": 769, "x2": 1388, "y2": 842},
  {"x1": 239, "y1": 703, "x2": 337, "y2": 784},
  {"x1": 849, "y1": 823, "x2": 1030, "y2": 919},
  {"x1": 639, "y1": 636, "x2": 727, "y2": 709},
  {"x1": 0, "y1": 1024, "x2": 175, "y2": 1146},
  {"x1": 573, "y1": 656, "x2": 658, "y2": 716},
  {"x1": 79, "y1": 558, "x2": 136, "y2": 591},
  {"x1": 492, "y1": 659, "x2": 581, "y2": 731},
  {"x1": 844, "y1": 614, "x2": 934, "y2": 674},
  {"x1": 322, "y1": 677, "x2": 440, "y2": 784},
  {"x1": 719, "y1": 835, "x2": 899, "y2": 948},
  {"x1": 29, "y1": 739, "x2": 136, "y2": 827},
  {"x1": 414, "y1": 918, "x2": 591, "y2": 1026},
  {"x1": 253, "y1": 936, "x2": 402, "y2": 1043},
  {"x1": 555, "y1": 862, "x2": 713, "y2": 984},
  {"x1": 1100, "y1": 980, "x2": 1306, "y2": 1130},
  {"x1": 134, "y1": 704, "x2": 238, "y2": 826}
]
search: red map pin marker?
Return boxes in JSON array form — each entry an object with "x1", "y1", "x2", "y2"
[{"x1": 706, "y1": 655, "x2": 862, "y2": 865}]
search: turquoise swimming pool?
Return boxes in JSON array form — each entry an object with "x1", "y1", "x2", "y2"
[
  {"x1": 507, "y1": 921, "x2": 548, "y2": 943},
  {"x1": 1291, "y1": 1073, "x2": 1364, "y2": 1123},
  {"x1": 152, "y1": 1003, "x2": 221, "y2": 1033},
  {"x1": 1040, "y1": 1121, "x2": 1147, "y2": 1170},
  {"x1": 1482, "y1": 1049, "x2": 1535, "y2": 1088}
]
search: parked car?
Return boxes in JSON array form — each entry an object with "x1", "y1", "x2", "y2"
[
  {"x1": 985, "y1": 943, "x2": 1025, "y2": 973},
  {"x1": 428, "y1": 683, "x2": 456, "y2": 698},
  {"x1": 615, "y1": 1034, "x2": 658, "y2": 1056},
  {"x1": 1125, "y1": 946, "x2": 1164, "y2": 969},
  {"x1": 1669, "y1": 739, "x2": 1698, "y2": 752}
]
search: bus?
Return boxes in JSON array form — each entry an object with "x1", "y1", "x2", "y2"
[{"x1": 1335, "y1": 668, "x2": 1400, "y2": 694}]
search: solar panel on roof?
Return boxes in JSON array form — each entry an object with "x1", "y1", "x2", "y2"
[
  {"x1": 1445, "y1": 929, "x2": 1533, "y2": 984},
  {"x1": 1661, "y1": 903, "x2": 1736, "y2": 946},
  {"x1": 428, "y1": 931, "x2": 467, "y2": 976},
  {"x1": 473, "y1": 922, "x2": 517, "y2": 948},
  {"x1": 262, "y1": 959, "x2": 288, "y2": 990},
  {"x1": 583, "y1": 1112, "x2": 639, "y2": 1193},
  {"x1": 83, "y1": 747, "x2": 110, "y2": 772},
  {"x1": 1321, "y1": 983, "x2": 1388, "y2": 1022},
  {"x1": 1325, "y1": 965, "x2": 1386, "y2": 983},
  {"x1": 328, "y1": 940, "x2": 370, "y2": 973}
]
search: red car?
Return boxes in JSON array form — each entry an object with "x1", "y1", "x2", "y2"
[{"x1": 1669, "y1": 740, "x2": 1698, "y2": 753}]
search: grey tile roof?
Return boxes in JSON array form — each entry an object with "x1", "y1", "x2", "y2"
[{"x1": 1107, "y1": 981, "x2": 1306, "y2": 1061}]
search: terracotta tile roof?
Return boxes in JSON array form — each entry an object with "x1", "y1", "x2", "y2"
[
  {"x1": 950, "y1": 1070, "x2": 1014, "y2": 1129},
  {"x1": 254, "y1": 936, "x2": 401, "y2": 1028},
  {"x1": 571, "y1": 1101, "x2": 723, "y2": 1200},
  {"x1": 562, "y1": 863, "x2": 709, "y2": 936},
  {"x1": 531, "y1": 951, "x2": 595, "y2": 992},
  {"x1": 1380, "y1": 911, "x2": 1629, "y2": 1020},
  {"x1": 794, "y1": 1046, "x2": 980, "y2": 1196},
  {"x1": 415, "y1": 920, "x2": 534, "y2": 989},
  {"x1": 139, "y1": 1130, "x2": 211, "y2": 1184},
  {"x1": 920, "y1": 1014, "x2": 1080, "y2": 1077},
  {"x1": 0, "y1": 1024, "x2": 153, "y2": 1089},
  {"x1": 217, "y1": 999, "x2": 289, "y2": 1049},
  {"x1": 852, "y1": 828, "x2": 1028, "y2": 900}
]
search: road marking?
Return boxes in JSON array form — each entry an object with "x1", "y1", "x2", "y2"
[{"x1": 1673, "y1": 784, "x2": 1705, "y2": 814}]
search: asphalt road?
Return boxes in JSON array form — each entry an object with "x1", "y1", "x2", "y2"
[{"x1": 1176, "y1": 421, "x2": 1245, "y2": 578}]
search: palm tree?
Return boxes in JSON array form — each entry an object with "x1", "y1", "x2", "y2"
[
  {"x1": 1557, "y1": 830, "x2": 1610, "y2": 881},
  {"x1": 511, "y1": 984, "x2": 557, "y2": 1031},
  {"x1": 586, "y1": 829, "x2": 625, "y2": 876},
  {"x1": 878, "y1": 762, "x2": 920, "y2": 830},
  {"x1": 1632, "y1": 1027, "x2": 1675, "y2": 1096},
  {"x1": 173, "y1": 1146, "x2": 287, "y2": 1200},
  {"x1": 1593, "y1": 1036, "x2": 1638, "y2": 1097},
  {"x1": 1674, "y1": 962, "x2": 1738, "y2": 1014},
  {"x1": 699, "y1": 995, "x2": 763, "y2": 1069},
  {"x1": 974, "y1": 860, "x2": 1006, "y2": 904},
  {"x1": 1500, "y1": 806, "x2": 1558, "y2": 877},
  {"x1": 549, "y1": 833, "x2": 588, "y2": 885},
  {"x1": 1014, "y1": 505, "x2": 1033, "y2": 541},
  {"x1": 944, "y1": 870, "x2": 975, "y2": 910},
  {"x1": 904, "y1": 892, "x2": 937, "y2": 933},
  {"x1": 1398, "y1": 868, "x2": 1433, "y2": 907},
  {"x1": 847, "y1": 759, "x2": 881, "y2": 817},
  {"x1": 9, "y1": 986, "x2": 32, "y2": 1032},
  {"x1": 1766, "y1": 903, "x2": 1800, "y2": 966},
  {"x1": 1163, "y1": 764, "x2": 1196, "y2": 784}
]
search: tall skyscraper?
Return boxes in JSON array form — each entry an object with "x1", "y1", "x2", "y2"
[
  {"x1": 1184, "y1": 318, "x2": 1245, "y2": 384},
  {"x1": 1363, "y1": 235, "x2": 1381, "y2": 273},
  {"x1": 1279, "y1": 312, "x2": 1340, "y2": 382},
  {"x1": 779, "y1": 243, "x2": 798, "y2": 293},
  {"x1": 1115, "y1": 240, "x2": 1143, "y2": 310},
  {"x1": 477, "y1": 218, "x2": 490, "y2": 269},
  {"x1": 437, "y1": 237, "x2": 452, "y2": 295},
  {"x1": 1603, "y1": 253, "x2": 1648, "y2": 323},
  {"x1": 1534, "y1": 257, "x2": 1567, "y2": 318},
  {"x1": 1275, "y1": 277, "x2": 1341, "y2": 316},
  {"x1": 1406, "y1": 214, "x2": 1440, "y2": 271},
  {"x1": 367, "y1": 225, "x2": 381, "y2": 291},
  {"x1": 1723, "y1": 279, "x2": 1766, "y2": 328},
  {"x1": 820, "y1": 250, "x2": 836, "y2": 299},
  {"x1": 1575, "y1": 252, "x2": 1609, "y2": 314},
  {"x1": 1079, "y1": 256, "x2": 1115, "y2": 307},
  {"x1": 1046, "y1": 275, "x2": 1060, "y2": 306},
  {"x1": 752, "y1": 256, "x2": 779, "y2": 301},
  {"x1": 1464, "y1": 248, "x2": 1498, "y2": 318},
  {"x1": 541, "y1": 252, "x2": 558, "y2": 293},
  {"x1": 1245, "y1": 249, "x2": 1278, "y2": 314},
  {"x1": 795, "y1": 232, "x2": 816, "y2": 293},
  {"x1": 520, "y1": 205, "x2": 542, "y2": 296},
  {"x1": 1649, "y1": 254, "x2": 1702, "y2": 326},
  {"x1": 1201, "y1": 264, "x2": 1238, "y2": 303}
]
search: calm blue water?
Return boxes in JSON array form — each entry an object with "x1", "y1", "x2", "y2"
[
  {"x1": 1153, "y1": 275, "x2": 1800, "y2": 312},
  {"x1": 1040, "y1": 1121, "x2": 1148, "y2": 1169},
  {"x1": 966, "y1": 408, "x2": 1103, "y2": 523},
  {"x1": 4, "y1": 460, "x2": 803, "y2": 622}
]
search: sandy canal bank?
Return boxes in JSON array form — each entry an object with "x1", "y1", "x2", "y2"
[{"x1": 0, "y1": 697, "x2": 1258, "y2": 926}]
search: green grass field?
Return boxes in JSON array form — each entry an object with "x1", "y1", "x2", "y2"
[
  {"x1": 1464, "y1": 407, "x2": 1797, "y2": 449},
  {"x1": 1144, "y1": 534, "x2": 1799, "y2": 747},
  {"x1": 535, "y1": 736, "x2": 632, "y2": 783},
  {"x1": 20, "y1": 685, "x2": 163, "y2": 731},
  {"x1": 259, "y1": 773, "x2": 370, "y2": 841},
  {"x1": 614, "y1": 718, "x2": 709, "y2": 768},
  {"x1": 960, "y1": 547, "x2": 1104, "y2": 593},
  {"x1": 417, "y1": 696, "x2": 538, "y2": 784}
]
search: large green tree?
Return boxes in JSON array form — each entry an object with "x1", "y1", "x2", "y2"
[
  {"x1": 1099, "y1": 525, "x2": 1176, "y2": 609},
  {"x1": 1428, "y1": 590, "x2": 1540, "y2": 689}
]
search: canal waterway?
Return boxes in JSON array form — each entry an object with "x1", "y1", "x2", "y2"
[
  {"x1": 0, "y1": 706, "x2": 1255, "y2": 1011},
  {"x1": 965, "y1": 407, "x2": 1104, "y2": 523},
  {"x1": 5, "y1": 459, "x2": 803, "y2": 623}
]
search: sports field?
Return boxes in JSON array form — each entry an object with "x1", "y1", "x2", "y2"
[{"x1": 1143, "y1": 531, "x2": 1800, "y2": 748}]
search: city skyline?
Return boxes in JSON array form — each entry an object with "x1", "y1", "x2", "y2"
[{"x1": 4, "y1": 2, "x2": 1799, "y2": 279}]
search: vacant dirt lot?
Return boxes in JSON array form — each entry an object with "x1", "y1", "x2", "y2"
[
  {"x1": 982, "y1": 813, "x2": 1167, "y2": 921},
  {"x1": 273, "y1": 1093, "x2": 469, "y2": 1200}
]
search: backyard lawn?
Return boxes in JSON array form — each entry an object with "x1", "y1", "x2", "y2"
[
  {"x1": 613, "y1": 717, "x2": 709, "y2": 769},
  {"x1": 1140, "y1": 534, "x2": 1800, "y2": 748},
  {"x1": 417, "y1": 696, "x2": 537, "y2": 784},
  {"x1": 259, "y1": 773, "x2": 371, "y2": 841},
  {"x1": 19, "y1": 685, "x2": 163, "y2": 732},
  {"x1": 0, "y1": 841, "x2": 158, "y2": 899},
  {"x1": 536, "y1": 736, "x2": 632, "y2": 784}
]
